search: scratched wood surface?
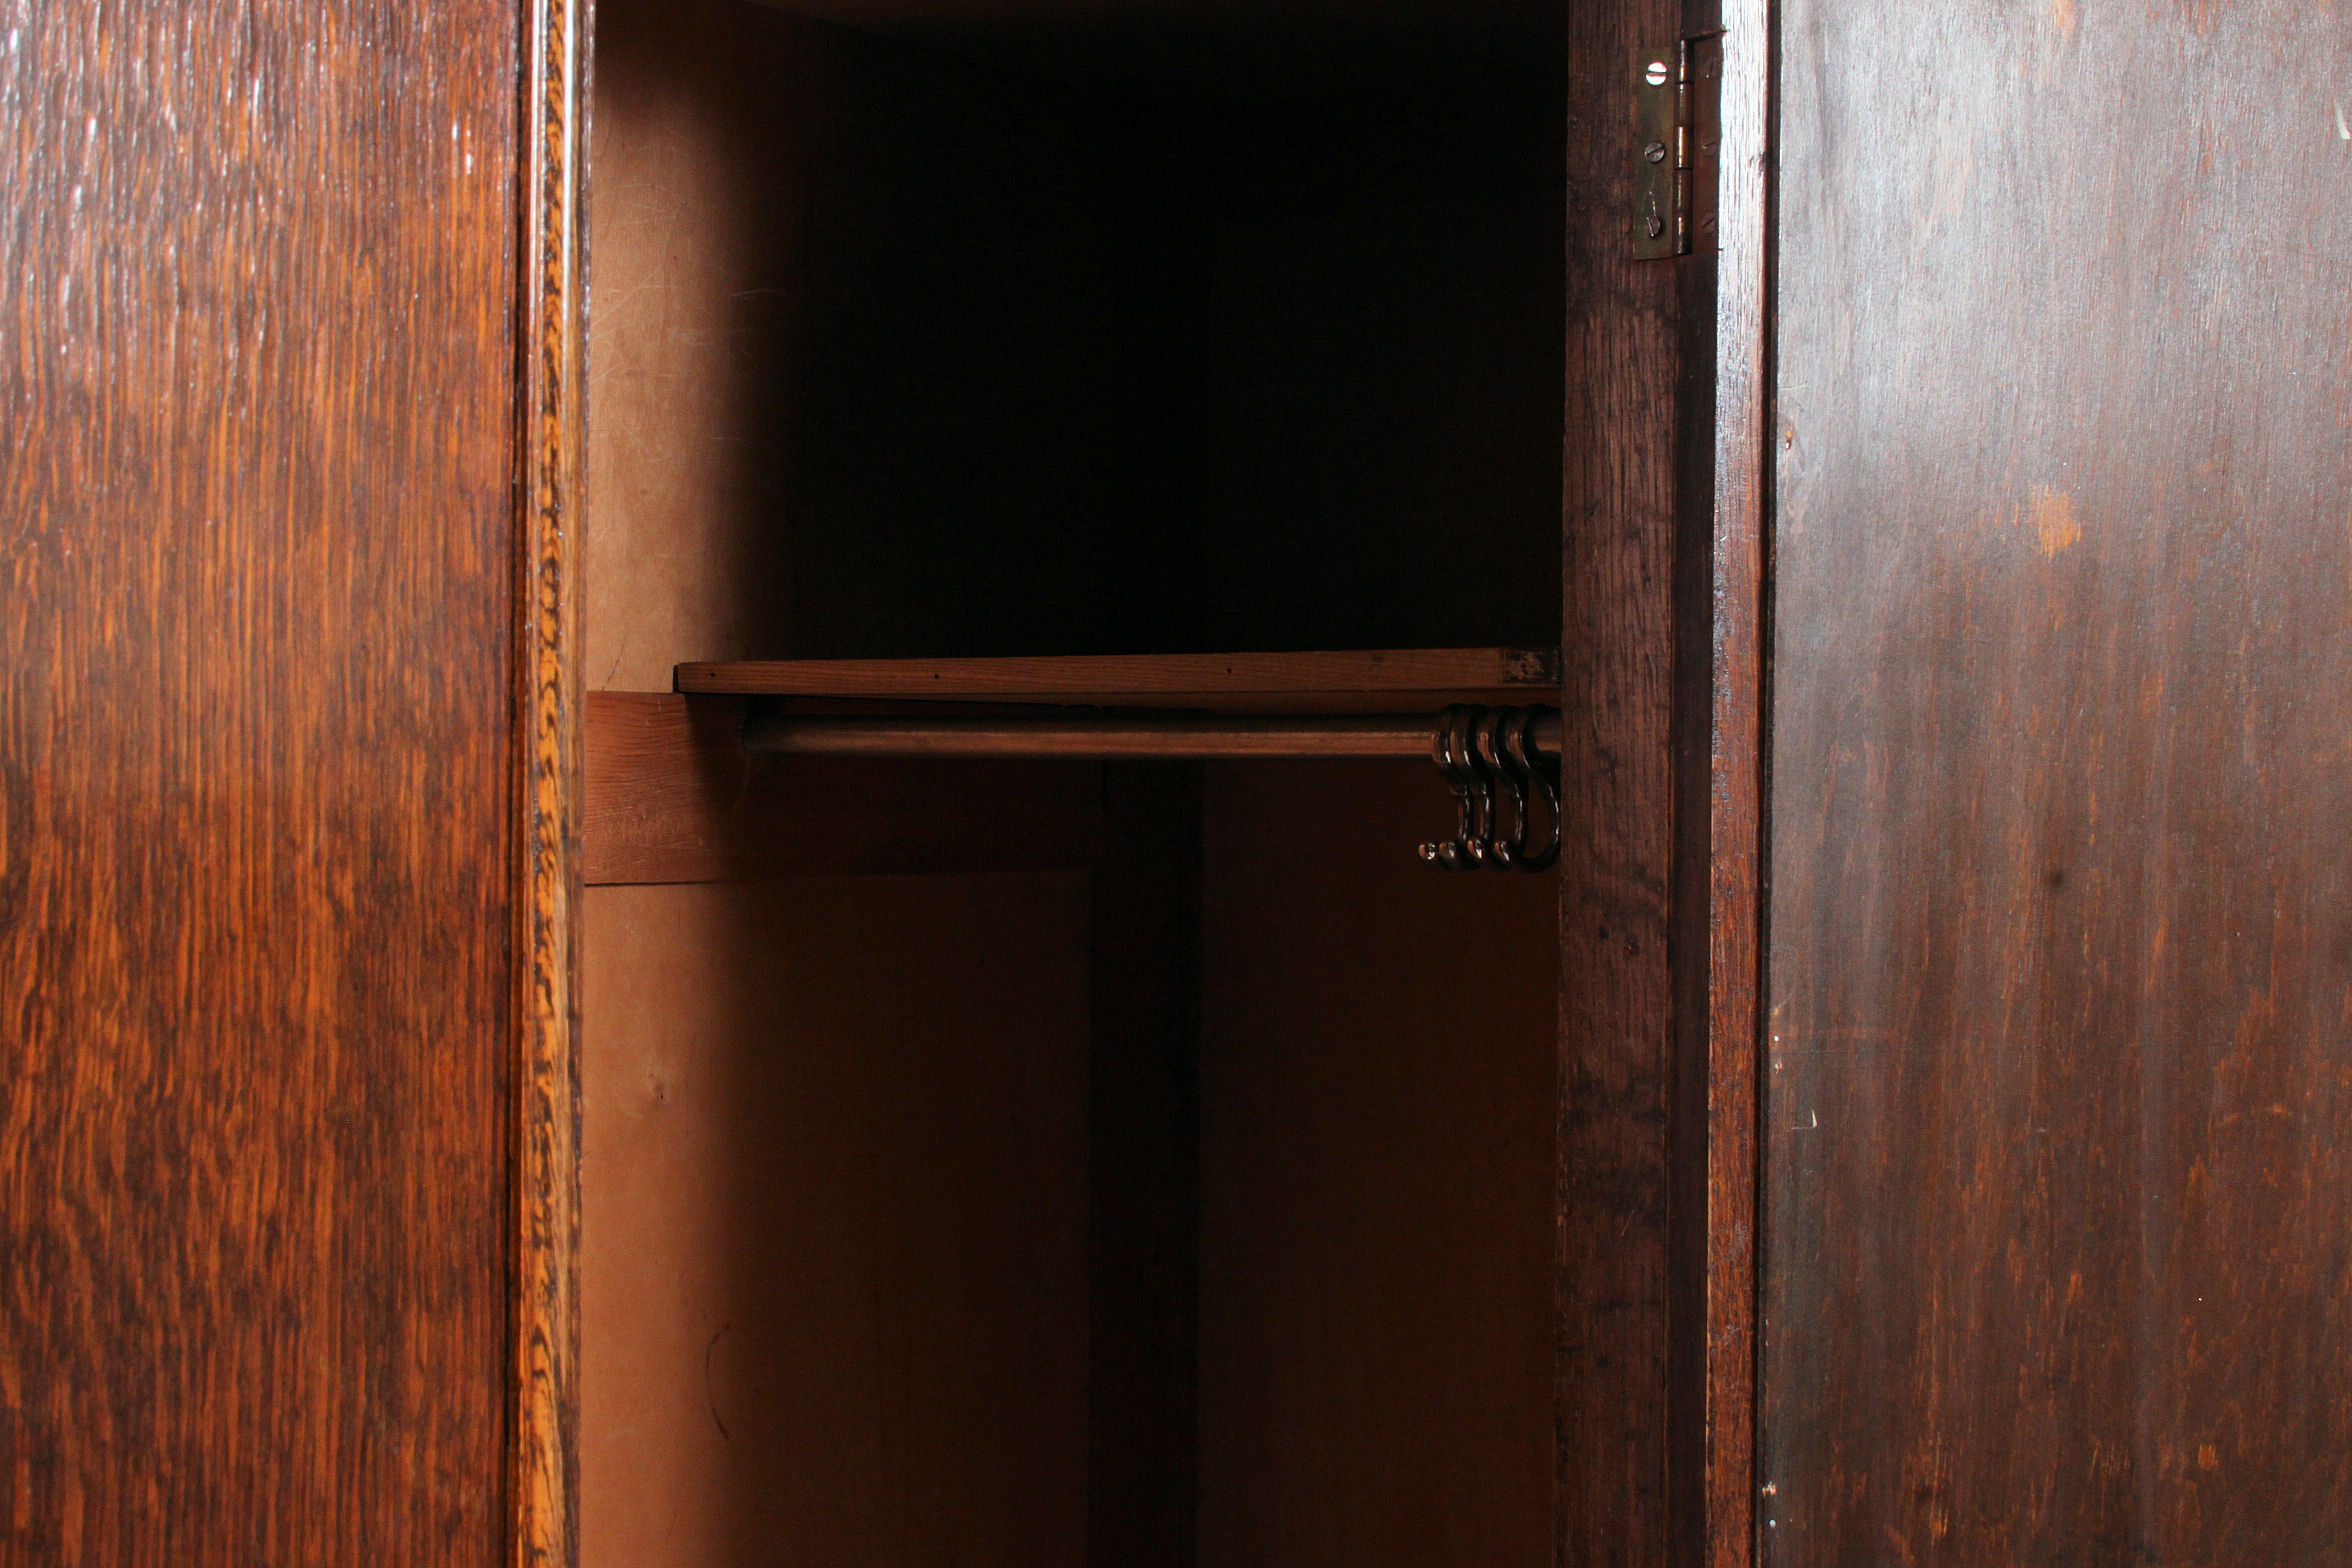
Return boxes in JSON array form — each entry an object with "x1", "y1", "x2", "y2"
[
  {"x1": 0, "y1": 2, "x2": 518, "y2": 1563},
  {"x1": 1766, "y1": 4, "x2": 2352, "y2": 1562},
  {"x1": 1556, "y1": 0, "x2": 1705, "y2": 1565}
]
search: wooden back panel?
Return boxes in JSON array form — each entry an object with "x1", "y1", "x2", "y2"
[
  {"x1": 581, "y1": 876, "x2": 1095, "y2": 1567},
  {"x1": 0, "y1": 2, "x2": 519, "y2": 1561},
  {"x1": 1198, "y1": 761, "x2": 1557, "y2": 1568},
  {"x1": 1767, "y1": 4, "x2": 2352, "y2": 1561}
]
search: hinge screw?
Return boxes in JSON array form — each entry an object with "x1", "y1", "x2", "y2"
[{"x1": 1643, "y1": 140, "x2": 1669, "y2": 164}]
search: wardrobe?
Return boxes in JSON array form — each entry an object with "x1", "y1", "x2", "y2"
[{"x1": 4, "y1": 0, "x2": 2348, "y2": 1564}]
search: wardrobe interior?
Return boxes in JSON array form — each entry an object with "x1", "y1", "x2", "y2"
[{"x1": 580, "y1": 0, "x2": 1569, "y2": 1561}]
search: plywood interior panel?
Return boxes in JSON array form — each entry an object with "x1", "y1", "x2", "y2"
[
  {"x1": 582, "y1": 877, "x2": 1093, "y2": 1567},
  {"x1": 1198, "y1": 761, "x2": 1558, "y2": 1567},
  {"x1": 1767, "y1": 2, "x2": 2352, "y2": 1562}
]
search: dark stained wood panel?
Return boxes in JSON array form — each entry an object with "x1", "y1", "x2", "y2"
[
  {"x1": 0, "y1": 3, "x2": 518, "y2": 1562},
  {"x1": 1766, "y1": 4, "x2": 2352, "y2": 1563},
  {"x1": 1554, "y1": 1, "x2": 1694, "y2": 1565}
]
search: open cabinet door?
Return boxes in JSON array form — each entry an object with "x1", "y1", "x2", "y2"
[
  {"x1": 1765, "y1": 3, "x2": 2352, "y2": 1562},
  {"x1": 0, "y1": 0, "x2": 586, "y2": 1562}
]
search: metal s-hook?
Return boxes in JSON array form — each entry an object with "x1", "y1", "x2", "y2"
[
  {"x1": 1422, "y1": 703, "x2": 1561, "y2": 873},
  {"x1": 1418, "y1": 705, "x2": 1482, "y2": 871},
  {"x1": 1475, "y1": 706, "x2": 1530, "y2": 870},
  {"x1": 1458, "y1": 705, "x2": 1499, "y2": 867},
  {"x1": 1502, "y1": 705, "x2": 1560, "y2": 871}
]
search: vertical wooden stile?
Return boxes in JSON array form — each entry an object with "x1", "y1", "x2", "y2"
[{"x1": 514, "y1": 0, "x2": 591, "y2": 1562}]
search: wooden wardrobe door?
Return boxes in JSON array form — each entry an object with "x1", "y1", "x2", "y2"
[
  {"x1": 1767, "y1": 4, "x2": 2352, "y2": 1562},
  {"x1": 0, "y1": 3, "x2": 540, "y2": 1561}
]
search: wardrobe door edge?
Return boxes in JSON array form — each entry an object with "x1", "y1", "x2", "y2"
[{"x1": 513, "y1": 0, "x2": 592, "y2": 1562}]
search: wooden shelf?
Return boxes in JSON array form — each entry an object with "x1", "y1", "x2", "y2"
[{"x1": 673, "y1": 647, "x2": 1560, "y2": 712}]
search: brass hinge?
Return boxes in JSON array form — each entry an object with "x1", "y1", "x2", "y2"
[{"x1": 1631, "y1": 33, "x2": 1723, "y2": 260}]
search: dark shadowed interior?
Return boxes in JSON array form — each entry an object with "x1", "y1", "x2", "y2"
[{"x1": 580, "y1": 1, "x2": 1566, "y2": 1561}]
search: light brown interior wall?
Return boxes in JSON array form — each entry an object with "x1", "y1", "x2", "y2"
[
  {"x1": 1198, "y1": 761, "x2": 1558, "y2": 1567},
  {"x1": 584, "y1": 5, "x2": 1099, "y2": 1564},
  {"x1": 582, "y1": 879, "x2": 1092, "y2": 1568},
  {"x1": 585, "y1": 0, "x2": 791, "y2": 690}
]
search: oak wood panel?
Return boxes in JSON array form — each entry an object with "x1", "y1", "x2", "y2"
[
  {"x1": 1766, "y1": 4, "x2": 2352, "y2": 1563},
  {"x1": 583, "y1": 692, "x2": 1101, "y2": 883},
  {"x1": 676, "y1": 647, "x2": 1560, "y2": 708},
  {"x1": 0, "y1": 2, "x2": 518, "y2": 1562}
]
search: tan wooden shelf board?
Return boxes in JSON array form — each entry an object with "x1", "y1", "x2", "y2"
[{"x1": 673, "y1": 647, "x2": 1561, "y2": 712}]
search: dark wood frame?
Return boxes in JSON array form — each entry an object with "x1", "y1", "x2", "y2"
[{"x1": 1558, "y1": 0, "x2": 1770, "y2": 1565}]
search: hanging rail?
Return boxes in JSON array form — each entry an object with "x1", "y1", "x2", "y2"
[
  {"x1": 741, "y1": 703, "x2": 1562, "y2": 872},
  {"x1": 741, "y1": 708, "x2": 1562, "y2": 761}
]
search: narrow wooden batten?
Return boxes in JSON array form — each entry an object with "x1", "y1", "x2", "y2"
[{"x1": 741, "y1": 708, "x2": 1565, "y2": 761}]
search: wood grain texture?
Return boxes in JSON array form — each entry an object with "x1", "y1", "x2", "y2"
[
  {"x1": 1556, "y1": 0, "x2": 1695, "y2": 1564},
  {"x1": 583, "y1": 691, "x2": 1101, "y2": 882},
  {"x1": 515, "y1": 0, "x2": 591, "y2": 1562},
  {"x1": 0, "y1": 2, "x2": 517, "y2": 1561},
  {"x1": 1766, "y1": 4, "x2": 2352, "y2": 1563},
  {"x1": 676, "y1": 647, "x2": 1561, "y2": 707}
]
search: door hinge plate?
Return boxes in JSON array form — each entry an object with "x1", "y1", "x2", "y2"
[{"x1": 1632, "y1": 32, "x2": 1723, "y2": 261}]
